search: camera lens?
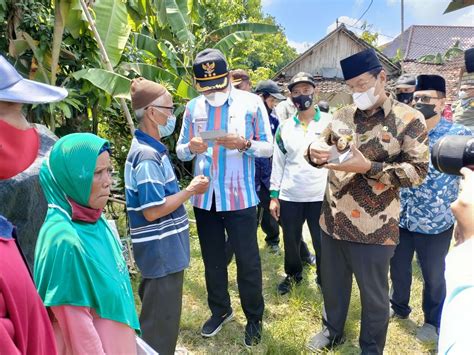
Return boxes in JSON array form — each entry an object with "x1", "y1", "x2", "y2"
[{"x1": 432, "y1": 135, "x2": 474, "y2": 175}]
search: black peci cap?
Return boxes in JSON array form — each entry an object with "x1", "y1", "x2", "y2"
[
  {"x1": 317, "y1": 100, "x2": 330, "y2": 113},
  {"x1": 340, "y1": 48, "x2": 382, "y2": 81},
  {"x1": 396, "y1": 74, "x2": 417, "y2": 88},
  {"x1": 465, "y1": 48, "x2": 474, "y2": 74},
  {"x1": 415, "y1": 74, "x2": 446, "y2": 94},
  {"x1": 193, "y1": 48, "x2": 229, "y2": 92},
  {"x1": 255, "y1": 80, "x2": 286, "y2": 100}
]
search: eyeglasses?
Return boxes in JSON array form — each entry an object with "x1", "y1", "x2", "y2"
[
  {"x1": 147, "y1": 105, "x2": 174, "y2": 111},
  {"x1": 413, "y1": 95, "x2": 439, "y2": 103}
]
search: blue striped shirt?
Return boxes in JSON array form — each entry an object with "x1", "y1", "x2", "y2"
[
  {"x1": 125, "y1": 130, "x2": 189, "y2": 278},
  {"x1": 176, "y1": 87, "x2": 274, "y2": 211}
]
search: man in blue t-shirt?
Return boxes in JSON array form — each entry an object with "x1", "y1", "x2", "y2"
[
  {"x1": 124, "y1": 78, "x2": 209, "y2": 355},
  {"x1": 390, "y1": 75, "x2": 471, "y2": 343}
]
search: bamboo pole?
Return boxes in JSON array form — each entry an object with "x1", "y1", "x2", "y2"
[{"x1": 79, "y1": 0, "x2": 135, "y2": 136}]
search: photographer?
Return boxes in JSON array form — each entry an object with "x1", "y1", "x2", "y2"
[
  {"x1": 438, "y1": 168, "x2": 474, "y2": 354},
  {"x1": 390, "y1": 75, "x2": 472, "y2": 343}
]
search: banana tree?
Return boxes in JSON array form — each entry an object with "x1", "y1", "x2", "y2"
[{"x1": 74, "y1": 0, "x2": 278, "y2": 105}]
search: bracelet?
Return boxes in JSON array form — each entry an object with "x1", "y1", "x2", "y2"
[
  {"x1": 269, "y1": 190, "x2": 279, "y2": 199},
  {"x1": 306, "y1": 142, "x2": 324, "y2": 168}
]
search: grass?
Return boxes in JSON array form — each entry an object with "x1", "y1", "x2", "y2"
[{"x1": 130, "y1": 204, "x2": 437, "y2": 354}]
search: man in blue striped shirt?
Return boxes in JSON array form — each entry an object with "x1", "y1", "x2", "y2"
[
  {"x1": 177, "y1": 49, "x2": 273, "y2": 347},
  {"x1": 125, "y1": 78, "x2": 209, "y2": 355}
]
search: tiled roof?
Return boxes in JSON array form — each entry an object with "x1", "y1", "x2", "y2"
[
  {"x1": 401, "y1": 53, "x2": 465, "y2": 102},
  {"x1": 382, "y1": 25, "x2": 474, "y2": 61},
  {"x1": 275, "y1": 77, "x2": 350, "y2": 95}
]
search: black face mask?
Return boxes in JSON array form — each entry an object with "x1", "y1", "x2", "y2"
[
  {"x1": 396, "y1": 92, "x2": 414, "y2": 105},
  {"x1": 415, "y1": 103, "x2": 437, "y2": 120},
  {"x1": 292, "y1": 94, "x2": 313, "y2": 111}
]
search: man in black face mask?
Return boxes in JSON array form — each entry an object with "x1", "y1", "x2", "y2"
[
  {"x1": 269, "y1": 72, "x2": 331, "y2": 294},
  {"x1": 395, "y1": 74, "x2": 416, "y2": 106},
  {"x1": 390, "y1": 74, "x2": 472, "y2": 343}
]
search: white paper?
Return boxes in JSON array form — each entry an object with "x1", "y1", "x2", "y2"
[
  {"x1": 136, "y1": 336, "x2": 158, "y2": 355},
  {"x1": 327, "y1": 145, "x2": 353, "y2": 164},
  {"x1": 199, "y1": 129, "x2": 227, "y2": 141}
]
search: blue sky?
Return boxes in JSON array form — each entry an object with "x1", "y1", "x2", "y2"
[{"x1": 262, "y1": 0, "x2": 474, "y2": 53}]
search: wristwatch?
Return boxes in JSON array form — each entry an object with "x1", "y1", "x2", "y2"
[{"x1": 238, "y1": 138, "x2": 252, "y2": 152}]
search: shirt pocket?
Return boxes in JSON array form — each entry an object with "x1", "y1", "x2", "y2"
[{"x1": 192, "y1": 117, "x2": 208, "y2": 136}]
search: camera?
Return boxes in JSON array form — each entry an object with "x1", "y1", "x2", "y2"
[{"x1": 432, "y1": 135, "x2": 474, "y2": 175}]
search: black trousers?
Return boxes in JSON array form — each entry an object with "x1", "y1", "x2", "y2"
[
  {"x1": 138, "y1": 271, "x2": 184, "y2": 355},
  {"x1": 257, "y1": 186, "x2": 280, "y2": 246},
  {"x1": 279, "y1": 200, "x2": 323, "y2": 284},
  {"x1": 390, "y1": 227, "x2": 453, "y2": 328},
  {"x1": 321, "y1": 231, "x2": 395, "y2": 355},
  {"x1": 194, "y1": 203, "x2": 264, "y2": 323}
]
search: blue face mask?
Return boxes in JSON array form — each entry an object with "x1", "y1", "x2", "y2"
[{"x1": 158, "y1": 115, "x2": 176, "y2": 138}]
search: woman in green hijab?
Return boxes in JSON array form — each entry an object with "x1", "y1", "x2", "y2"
[{"x1": 34, "y1": 133, "x2": 140, "y2": 354}]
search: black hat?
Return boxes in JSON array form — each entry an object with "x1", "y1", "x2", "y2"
[
  {"x1": 340, "y1": 48, "x2": 382, "y2": 81},
  {"x1": 415, "y1": 74, "x2": 446, "y2": 93},
  {"x1": 255, "y1": 80, "x2": 286, "y2": 100},
  {"x1": 193, "y1": 49, "x2": 229, "y2": 92},
  {"x1": 396, "y1": 74, "x2": 416, "y2": 88},
  {"x1": 465, "y1": 48, "x2": 474, "y2": 74},
  {"x1": 288, "y1": 72, "x2": 315, "y2": 91},
  {"x1": 317, "y1": 100, "x2": 330, "y2": 113}
]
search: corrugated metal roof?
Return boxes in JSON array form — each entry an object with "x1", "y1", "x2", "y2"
[{"x1": 382, "y1": 25, "x2": 474, "y2": 61}]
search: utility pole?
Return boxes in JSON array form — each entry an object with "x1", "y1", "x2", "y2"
[{"x1": 401, "y1": 0, "x2": 405, "y2": 73}]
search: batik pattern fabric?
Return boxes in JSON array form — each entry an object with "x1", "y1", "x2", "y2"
[
  {"x1": 318, "y1": 99, "x2": 429, "y2": 245},
  {"x1": 400, "y1": 118, "x2": 471, "y2": 234}
]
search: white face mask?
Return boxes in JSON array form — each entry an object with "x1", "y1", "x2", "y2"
[
  {"x1": 352, "y1": 85, "x2": 380, "y2": 111},
  {"x1": 205, "y1": 90, "x2": 230, "y2": 107},
  {"x1": 458, "y1": 90, "x2": 467, "y2": 100}
]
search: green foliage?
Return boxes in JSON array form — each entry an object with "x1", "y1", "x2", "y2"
[
  {"x1": 0, "y1": 0, "x2": 297, "y2": 186},
  {"x1": 418, "y1": 40, "x2": 464, "y2": 64},
  {"x1": 391, "y1": 48, "x2": 404, "y2": 64},
  {"x1": 72, "y1": 68, "x2": 132, "y2": 98},
  {"x1": 359, "y1": 22, "x2": 379, "y2": 48},
  {"x1": 92, "y1": 0, "x2": 131, "y2": 68}
]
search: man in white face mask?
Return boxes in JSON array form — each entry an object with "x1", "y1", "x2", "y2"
[
  {"x1": 177, "y1": 48, "x2": 273, "y2": 347},
  {"x1": 124, "y1": 78, "x2": 210, "y2": 354},
  {"x1": 453, "y1": 80, "x2": 474, "y2": 132},
  {"x1": 305, "y1": 48, "x2": 429, "y2": 354}
]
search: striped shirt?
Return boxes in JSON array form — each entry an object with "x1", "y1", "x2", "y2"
[
  {"x1": 176, "y1": 87, "x2": 273, "y2": 211},
  {"x1": 124, "y1": 130, "x2": 189, "y2": 278}
]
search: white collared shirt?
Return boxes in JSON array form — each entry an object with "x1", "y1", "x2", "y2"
[{"x1": 270, "y1": 111, "x2": 331, "y2": 202}]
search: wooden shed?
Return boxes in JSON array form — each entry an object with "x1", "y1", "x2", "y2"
[{"x1": 274, "y1": 24, "x2": 401, "y2": 107}]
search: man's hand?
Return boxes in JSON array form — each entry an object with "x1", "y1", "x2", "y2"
[
  {"x1": 305, "y1": 140, "x2": 331, "y2": 166},
  {"x1": 451, "y1": 168, "x2": 474, "y2": 246},
  {"x1": 189, "y1": 137, "x2": 208, "y2": 154},
  {"x1": 325, "y1": 144, "x2": 372, "y2": 174},
  {"x1": 186, "y1": 175, "x2": 210, "y2": 195},
  {"x1": 269, "y1": 198, "x2": 280, "y2": 221},
  {"x1": 215, "y1": 134, "x2": 246, "y2": 150}
]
